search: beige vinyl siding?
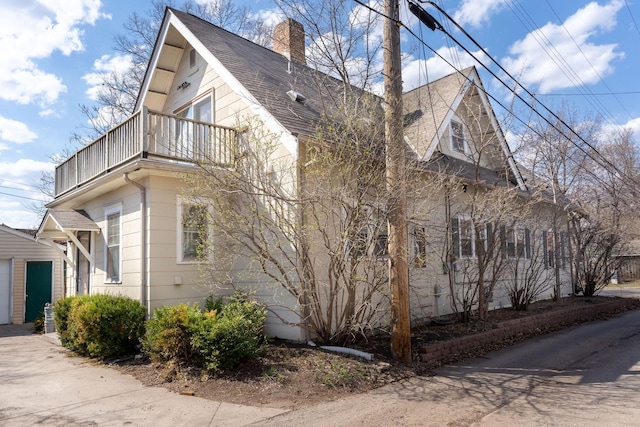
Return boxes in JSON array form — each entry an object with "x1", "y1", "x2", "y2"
[
  {"x1": 79, "y1": 183, "x2": 144, "y2": 302},
  {"x1": 0, "y1": 228, "x2": 64, "y2": 324}
]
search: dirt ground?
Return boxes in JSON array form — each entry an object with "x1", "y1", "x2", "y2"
[{"x1": 110, "y1": 295, "x2": 640, "y2": 410}]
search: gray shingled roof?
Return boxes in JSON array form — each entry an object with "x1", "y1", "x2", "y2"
[
  {"x1": 47, "y1": 209, "x2": 100, "y2": 231},
  {"x1": 171, "y1": 8, "x2": 376, "y2": 139}
]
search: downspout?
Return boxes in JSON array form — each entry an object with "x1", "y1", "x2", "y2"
[
  {"x1": 295, "y1": 135, "x2": 311, "y2": 343},
  {"x1": 124, "y1": 173, "x2": 148, "y2": 315}
]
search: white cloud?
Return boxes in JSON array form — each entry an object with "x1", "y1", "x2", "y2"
[
  {"x1": 401, "y1": 46, "x2": 489, "y2": 92},
  {"x1": 607, "y1": 116, "x2": 640, "y2": 140},
  {"x1": 0, "y1": 198, "x2": 43, "y2": 229},
  {"x1": 255, "y1": 8, "x2": 284, "y2": 28},
  {"x1": 0, "y1": 0, "x2": 109, "y2": 109},
  {"x1": 454, "y1": 0, "x2": 509, "y2": 28},
  {"x1": 0, "y1": 116, "x2": 37, "y2": 143},
  {"x1": 83, "y1": 54, "x2": 134, "y2": 101},
  {"x1": 501, "y1": 0, "x2": 624, "y2": 94},
  {"x1": 0, "y1": 158, "x2": 54, "y2": 178},
  {"x1": 0, "y1": 159, "x2": 55, "y2": 228}
]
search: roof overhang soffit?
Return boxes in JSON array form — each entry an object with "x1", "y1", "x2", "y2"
[
  {"x1": 143, "y1": 10, "x2": 298, "y2": 158},
  {"x1": 134, "y1": 8, "x2": 175, "y2": 113}
]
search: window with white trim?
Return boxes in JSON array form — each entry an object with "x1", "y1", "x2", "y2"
[
  {"x1": 451, "y1": 120, "x2": 465, "y2": 153},
  {"x1": 451, "y1": 215, "x2": 487, "y2": 258},
  {"x1": 346, "y1": 205, "x2": 387, "y2": 259},
  {"x1": 502, "y1": 225, "x2": 531, "y2": 259},
  {"x1": 177, "y1": 197, "x2": 212, "y2": 263},
  {"x1": 104, "y1": 204, "x2": 122, "y2": 283}
]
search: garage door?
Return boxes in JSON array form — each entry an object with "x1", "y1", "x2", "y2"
[{"x1": 0, "y1": 260, "x2": 10, "y2": 324}]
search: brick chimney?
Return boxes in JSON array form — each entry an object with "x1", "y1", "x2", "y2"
[{"x1": 273, "y1": 18, "x2": 306, "y2": 65}]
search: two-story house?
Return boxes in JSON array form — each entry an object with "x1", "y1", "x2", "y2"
[{"x1": 37, "y1": 8, "x2": 573, "y2": 342}]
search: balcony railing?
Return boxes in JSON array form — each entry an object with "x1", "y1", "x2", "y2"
[{"x1": 54, "y1": 108, "x2": 237, "y2": 197}]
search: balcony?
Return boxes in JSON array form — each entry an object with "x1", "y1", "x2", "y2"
[{"x1": 54, "y1": 108, "x2": 237, "y2": 197}]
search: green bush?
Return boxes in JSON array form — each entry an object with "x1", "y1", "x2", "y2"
[
  {"x1": 33, "y1": 311, "x2": 45, "y2": 334},
  {"x1": 53, "y1": 296, "x2": 76, "y2": 347},
  {"x1": 142, "y1": 304, "x2": 202, "y2": 364},
  {"x1": 192, "y1": 298, "x2": 267, "y2": 371},
  {"x1": 54, "y1": 294, "x2": 146, "y2": 358},
  {"x1": 143, "y1": 295, "x2": 267, "y2": 372}
]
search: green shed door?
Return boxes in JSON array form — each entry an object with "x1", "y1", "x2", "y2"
[{"x1": 25, "y1": 261, "x2": 52, "y2": 323}]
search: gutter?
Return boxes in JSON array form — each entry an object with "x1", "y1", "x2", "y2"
[{"x1": 124, "y1": 173, "x2": 149, "y2": 315}]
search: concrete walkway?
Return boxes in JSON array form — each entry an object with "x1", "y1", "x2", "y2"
[{"x1": 0, "y1": 324, "x2": 287, "y2": 426}]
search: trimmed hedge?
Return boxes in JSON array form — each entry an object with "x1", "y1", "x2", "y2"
[
  {"x1": 53, "y1": 294, "x2": 146, "y2": 358},
  {"x1": 143, "y1": 296, "x2": 267, "y2": 372}
]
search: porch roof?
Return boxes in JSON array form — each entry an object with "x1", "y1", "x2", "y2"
[
  {"x1": 37, "y1": 209, "x2": 100, "y2": 240},
  {"x1": 36, "y1": 209, "x2": 99, "y2": 268}
]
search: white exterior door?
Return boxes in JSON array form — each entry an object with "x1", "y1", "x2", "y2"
[{"x1": 0, "y1": 259, "x2": 11, "y2": 324}]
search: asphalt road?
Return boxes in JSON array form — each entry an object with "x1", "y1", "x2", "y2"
[{"x1": 256, "y1": 293, "x2": 640, "y2": 426}]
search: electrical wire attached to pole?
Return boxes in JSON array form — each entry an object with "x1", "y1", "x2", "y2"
[{"x1": 406, "y1": 0, "x2": 639, "y2": 189}]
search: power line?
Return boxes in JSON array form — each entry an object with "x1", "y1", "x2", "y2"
[
  {"x1": 0, "y1": 191, "x2": 45, "y2": 202},
  {"x1": 353, "y1": 0, "x2": 636, "y2": 191},
  {"x1": 536, "y1": 91, "x2": 640, "y2": 96},
  {"x1": 0, "y1": 184, "x2": 42, "y2": 195},
  {"x1": 409, "y1": 1, "x2": 635, "y2": 186},
  {"x1": 624, "y1": 0, "x2": 640, "y2": 38},
  {"x1": 542, "y1": 0, "x2": 634, "y2": 123}
]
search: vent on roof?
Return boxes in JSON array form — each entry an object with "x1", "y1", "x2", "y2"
[{"x1": 287, "y1": 90, "x2": 306, "y2": 103}]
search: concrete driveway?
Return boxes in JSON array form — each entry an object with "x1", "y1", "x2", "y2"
[{"x1": 0, "y1": 324, "x2": 287, "y2": 426}]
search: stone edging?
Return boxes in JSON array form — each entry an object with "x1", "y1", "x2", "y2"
[{"x1": 419, "y1": 298, "x2": 640, "y2": 366}]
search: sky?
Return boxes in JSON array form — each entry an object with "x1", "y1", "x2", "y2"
[{"x1": 0, "y1": 0, "x2": 638, "y2": 229}]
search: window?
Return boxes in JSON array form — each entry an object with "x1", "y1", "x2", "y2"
[
  {"x1": 413, "y1": 226, "x2": 428, "y2": 268},
  {"x1": 178, "y1": 197, "x2": 211, "y2": 263},
  {"x1": 104, "y1": 205, "x2": 122, "y2": 283},
  {"x1": 175, "y1": 95, "x2": 214, "y2": 158},
  {"x1": 346, "y1": 205, "x2": 387, "y2": 259},
  {"x1": 505, "y1": 227, "x2": 516, "y2": 258},
  {"x1": 451, "y1": 215, "x2": 487, "y2": 258},
  {"x1": 459, "y1": 217, "x2": 473, "y2": 257},
  {"x1": 501, "y1": 225, "x2": 531, "y2": 259},
  {"x1": 451, "y1": 120, "x2": 465, "y2": 153},
  {"x1": 177, "y1": 95, "x2": 213, "y2": 123},
  {"x1": 545, "y1": 230, "x2": 556, "y2": 269}
]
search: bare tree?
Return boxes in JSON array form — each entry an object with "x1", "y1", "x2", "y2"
[
  {"x1": 516, "y1": 102, "x2": 640, "y2": 297},
  {"x1": 183, "y1": 93, "x2": 397, "y2": 344},
  {"x1": 275, "y1": 0, "x2": 384, "y2": 90},
  {"x1": 571, "y1": 128, "x2": 640, "y2": 295}
]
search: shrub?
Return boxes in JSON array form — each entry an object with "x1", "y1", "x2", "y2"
[
  {"x1": 55, "y1": 294, "x2": 146, "y2": 358},
  {"x1": 191, "y1": 298, "x2": 267, "y2": 371},
  {"x1": 204, "y1": 294, "x2": 224, "y2": 313},
  {"x1": 53, "y1": 296, "x2": 76, "y2": 347},
  {"x1": 142, "y1": 304, "x2": 202, "y2": 364},
  {"x1": 143, "y1": 295, "x2": 267, "y2": 372},
  {"x1": 33, "y1": 311, "x2": 45, "y2": 334}
]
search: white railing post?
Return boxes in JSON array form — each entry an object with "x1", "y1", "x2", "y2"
[{"x1": 141, "y1": 107, "x2": 148, "y2": 158}]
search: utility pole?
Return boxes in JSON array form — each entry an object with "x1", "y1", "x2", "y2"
[{"x1": 383, "y1": 0, "x2": 411, "y2": 363}]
